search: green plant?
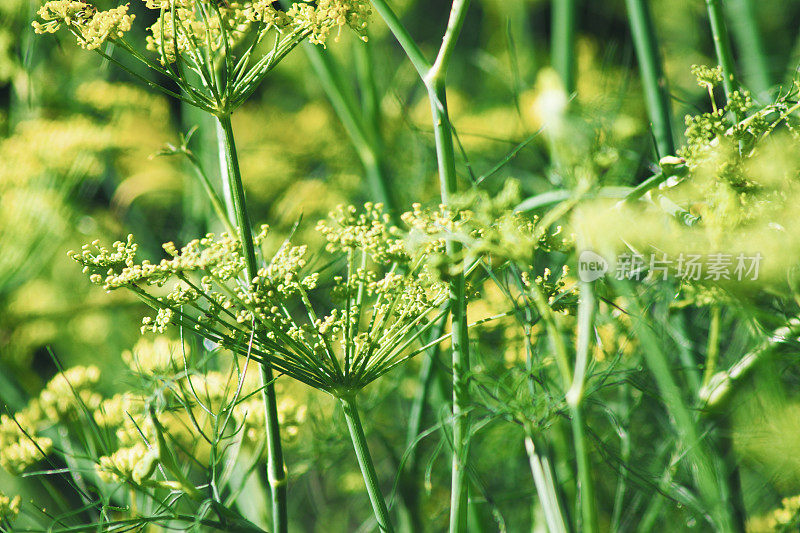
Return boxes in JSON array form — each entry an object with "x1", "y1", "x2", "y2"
[{"x1": 4, "y1": 1, "x2": 800, "y2": 532}]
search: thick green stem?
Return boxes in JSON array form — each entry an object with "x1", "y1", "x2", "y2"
[
  {"x1": 216, "y1": 114, "x2": 288, "y2": 533},
  {"x1": 260, "y1": 364, "x2": 288, "y2": 533},
  {"x1": 339, "y1": 395, "x2": 395, "y2": 533},
  {"x1": 705, "y1": 0, "x2": 738, "y2": 100},
  {"x1": 428, "y1": 79, "x2": 471, "y2": 533},
  {"x1": 625, "y1": 0, "x2": 675, "y2": 157},
  {"x1": 725, "y1": 0, "x2": 770, "y2": 99},
  {"x1": 216, "y1": 118, "x2": 238, "y2": 224},
  {"x1": 551, "y1": 0, "x2": 577, "y2": 94}
]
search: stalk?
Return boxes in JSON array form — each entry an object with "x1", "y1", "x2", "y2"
[
  {"x1": 524, "y1": 430, "x2": 569, "y2": 533},
  {"x1": 565, "y1": 281, "x2": 597, "y2": 532},
  {"x1": 725, "y1": 0, "x2": 770, "y2": 99},
  {"x1": 625, "y1": 0, "x2": 675, "y2": 157},
  {"x1": 216, "y1": 114, "x2": 288, "y2": 533},
  {"x1": 216, "y1": 119, "x2": 238, "y2": 224},
  {"x1": 427, "y1": 4, "x2": 473, "y2": 531},
  {"x1": 339, "y1": 395, "x2": 395, "y2": 533},
  {"x1": 366, "y1": 1, "x2": 474, "y2": 530},
  {"x1": 705, "y1": 0, "x2": 738, "y2": 100},
  {"x1": 551, "y1": 0, "x2": 577, "y2": 94}
]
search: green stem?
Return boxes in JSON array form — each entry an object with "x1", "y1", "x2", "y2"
[
  {"x1": 260, "y1": 364, "x2": 288, "y2": 533},
  {"x1": 368, "y1": 0, "x2": 431, "y2": 78},
  {"x1": 366, "y1": 1, "x2": 472, "y2": 529},
  {"x1": 551, "y1": 0, "x2": 577, "y2": 94},
  {"x1": 705, "y1": 0, "x2": 738, "y2": 100},
  {"x1": 427, "y1": 80, "x2": 471, "y2": 532},
  {"x1": 703, "y1": 310, "x2": 745, "y2": 532},
  {"x1": 699, "y1": 319, "x2": 800, "y2": 412},
  {"x1": 566, "y1": 282, "x2": 597, "y2": 532},
  {"x1": 339, "y1": 395, "x2": 395, "y2": 533},
  {"x1": 215, "y1": 113, "x2": 288, "y2": 533},
  {"x1": 725, "y1": 0, "x2": 771, "y2": 99},
  {"x1": 702, "y1": 305, "x2": 721, "y2": 389},
  {"x1": 523, "y1": 430, "x2": 569, "y2": 533},
  {"x1": 625, "y1": 0, "x2": 675, "y2": 156},
  {"x1": 216, "y1": 118, "x2": 238, "y2": 224}
]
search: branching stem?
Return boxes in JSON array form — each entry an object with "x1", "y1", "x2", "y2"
[{"x1": 216, "y1": 113, "x2": 288, "y2": 533}]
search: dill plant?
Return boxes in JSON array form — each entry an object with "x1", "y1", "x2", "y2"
[
  {"x1": 29, "y1": 1, "x2": 378, "y2": 531},
  {"x1": 7, "y1": 0, "x2": 800, "y2": 531}
]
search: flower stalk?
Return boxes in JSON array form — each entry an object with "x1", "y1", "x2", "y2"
[
  {"x1": 705, "y1": 0, "x2": 738, "y2": 101},
  {"x1": 339, "y1": 394, "x2": 395, "y2": 533},
  {"x1": 551, "y1": 0, "x2": 577, "y2": 94},
  {"x1": 216, "y1": 113, "x2": 288, "y2": 533},
  {"x1": 625, "y1": 0, "x2": 675, "y2": 157}
]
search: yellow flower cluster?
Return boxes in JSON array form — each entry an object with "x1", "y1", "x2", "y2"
[
  {"x1": 72, "y1": 203, "x2": 450, "y2": 391},
  {"x1": 0, "y1": 493, "x2": 21, "y2": 522},
  {"x1": 71, "y1": 227, "x2": 320, "y2": 342},
  {"x1": 402, "y1": 181, "x2": 574, "y2": 277},
  {"x1": 144, "y1": 0, "x2": 251, "y2": 64},
  {"x1": 317, "y1": 203, "x2": 407, "y2": 264},
  {"x1": 288, "y1": 0, "x2": 371, "y2": 45},
  {"x1": 141, "y1": 0, "x2": 370, "y2": 65},
  {"x1": 94, "y1": 393, "x2": 142, "y2": 428},
  {"x1": 96, "y1": 442, "x2": 158, "y2": 484},
  {"x1": 243, "y1": 0, "x2": 291, "y2": 26},
  {"x1": 0, "y1": 348, "x2": 310, "y2": 496},
  {"x1": 33, "y1": 1, "x2": 135, "y2": 50},
  {"x1": 0, "y1": 413, "x2": 53, "y2": 474},
  {"x1": 39, "y1": 365, "x2": 102, "y2": 420}
]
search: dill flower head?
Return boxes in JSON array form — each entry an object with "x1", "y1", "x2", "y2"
[
  {"x1": 72, "y1": 204, "x2": 447, "y2": 393},
  {"x1": 691, "y1": 64, "x2": 724, "y2": 90},
  {"x1": 143, "y1": 0, "x2": 252, "y2": 64},
  {"x1": 33, "y1": 0, "x2": 371, "y2": 114},
  {"x1": 33, "y1": 1, "x2": 135, "y2": 50},
  {"x1": 402, "y1": 180, "x2": 574, "y2": 276}
]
